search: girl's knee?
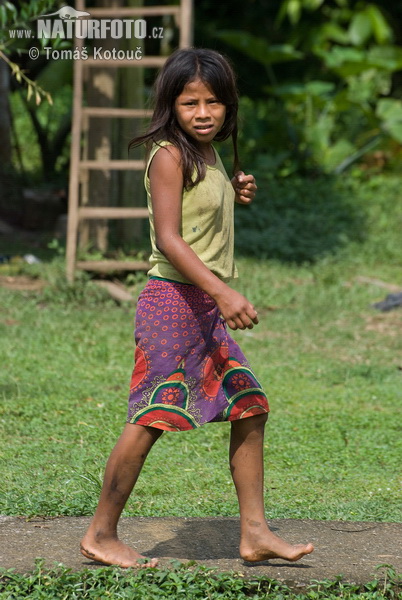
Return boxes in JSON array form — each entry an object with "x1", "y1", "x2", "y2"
[
  {"x1": 232, "y1": 412, "x2": 268, "y2": 434},
  {"x1": 252, "y1": 412, "x2": 269, "y2": 430}
]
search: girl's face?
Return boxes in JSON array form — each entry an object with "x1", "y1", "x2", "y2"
[{"x1": 174, "y1": 79, "x2": 226, "y2": 148}]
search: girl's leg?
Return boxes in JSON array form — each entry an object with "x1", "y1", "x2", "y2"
[
  {"x1": 80, "y1": 422, "x2": 163, "y2": 568},
  {"x1": 230, "y1": 414, "x2": 314, "y2": 562}
]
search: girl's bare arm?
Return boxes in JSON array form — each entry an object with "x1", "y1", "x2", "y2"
[{"x1": 149, "y1": 146, "x2": 258, "y2": 330}]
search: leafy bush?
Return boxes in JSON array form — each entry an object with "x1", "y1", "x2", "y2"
[
  {"x1": 234, "y1": 174, "x2": 364, "y2": 262},
  {"x1": 234, "y1": 173, "x2": 402, "y2": 264},
  {"x1": 217, "y1": 2, "x2": 402, "y2": 176}
]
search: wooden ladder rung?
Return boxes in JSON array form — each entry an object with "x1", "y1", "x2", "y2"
[
  {"x1": 76, "y1": 260, "x2": 150, "y2": 273},
  {"x1": 82, "y1": 107, "x2": 152, "y2": 118},
  {"x1": 79, "y1": 160, "x2": 145, "y2": 170},
  {"x1": 66, "y1": 0, "x2": 193, "y2": 281},
  {"x1": 78, "y1": 207, "x2": 149, "y2": 219},
  {"x1": 86, "y1": 6, "x2": 180, "y2": 17},
  {"x1": 82, "y1": 57, "x2": 167, "y2": 68}
]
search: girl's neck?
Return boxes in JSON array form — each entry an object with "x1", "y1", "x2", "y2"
[{"x1": 198, "y1": 143, "x2": 215, "y2": 166}]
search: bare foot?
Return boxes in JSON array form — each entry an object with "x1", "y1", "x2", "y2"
[
  {"x1": 80, "y1": 533, "x2": 158, "y2": 568},
  {"x1": 240, "y1": 522, "x2": 314, "y2": 563}
]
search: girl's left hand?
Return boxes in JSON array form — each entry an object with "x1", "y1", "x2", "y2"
[{"x1": 232, "y1": 171, "x2": 257, "y2": 205}]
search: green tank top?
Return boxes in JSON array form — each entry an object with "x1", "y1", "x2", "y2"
[{"x1": 145, "y1": 141, "x2": 238, "y2": 284}]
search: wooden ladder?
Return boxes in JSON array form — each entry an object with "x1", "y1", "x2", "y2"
[{"x1": 66, "y1": 0, "x2": 193, "y2": 281}]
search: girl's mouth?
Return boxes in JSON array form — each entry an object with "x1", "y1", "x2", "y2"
[{"x1": 194, "y1": 124, "x2": 214, "y2": 133}]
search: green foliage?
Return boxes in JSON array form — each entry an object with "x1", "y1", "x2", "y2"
[
  {"x1": 1, "y1": 0, "x2": 73, "y2": 177},
  {"x1": 0, "y1": 1, "x2": 59, "y2": 104},
  {"x1": 0, "y1": 0, "x2": 57, "y2": 37},
  {"x1": 0, "y1": 49, "x2": 53, "y2": 106},
  {"x1": 234, "y1": 169, "x2": 402, "y2": 264},
  {"x1": 0, "y1": 560, "x2": 400, "y2": 599},
  {"x1": 376, "y1": 98, "x2": 402, "y2": 143},
  {"x1": 217, "y1": 0, "x2": 402, "y2": 175},
  {"x1": 216, "y1": 31, "x2": 304, "y2": 68},
  {"x1": 234, "y1": 173, "x2": 366, "y2": 262},
  {"x1": 10, "y1": 84, "x2": 72, "y2": 176}
]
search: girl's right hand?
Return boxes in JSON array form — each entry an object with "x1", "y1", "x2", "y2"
[{"x1": 215, "y1": 288, "x2": 259, "y2": 330}]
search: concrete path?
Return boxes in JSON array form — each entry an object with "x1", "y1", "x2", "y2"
[{"x1": 1, "y1": 516, "x2": 401, "y2": 588}]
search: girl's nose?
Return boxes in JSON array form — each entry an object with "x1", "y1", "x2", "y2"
[{"x1": 196, "y1": 103, "x2": 209, "y2": 118}]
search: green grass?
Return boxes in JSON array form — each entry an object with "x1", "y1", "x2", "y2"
[
  {"x1": 0, "y1": 171, "x2": 401, "y2": 596},
  {"x1": 0, "y1": 560, "x2": 400, "y2": 599},
  {"x1": 0, "y1": 253, "x2": 401, "y2": 522}
]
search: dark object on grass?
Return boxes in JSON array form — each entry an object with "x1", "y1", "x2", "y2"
[{"x1": 372, "y1": 291, "x2": 402, "y2": 312}]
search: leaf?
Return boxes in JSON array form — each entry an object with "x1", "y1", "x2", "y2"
[
  {"x1": 382, "y1": 122, "x2": 402, "y2": 144},
  {"x1": 348, "y1": 12, "x2": 372, "y2": 46},
  {"x1": 323, "y1": 139, "x2": 356, "y2": 171},
  {"x1": 216, "y1": 30, "x2": 303, "y2": 66},
  {"x1": 319, "y1": 22, "x2": 350, "y2": 45},
  {"x1": 286, "y1": 0, "x2": 302, "y2": 24},
  {"x1": 365, "y1": 4, "x2": 393, "y2": 44},
  {"x1": 367, "y1": 46, "x2": 402, "y2": 72},
  {"x1": 331, "y1": 63, "x2": 370, "y2": 78},
  {"x1": 305, "y1": 80, "x2": 336, "y2": 96},
  {"x1": 334, "y1": 135, "x2": 382, "y2": 174},
  {"x1": 376, "y1": 99, "x2": 402, "y2": 143},
  {"x1": 346, "y1": 69, "x2": 391, "y2": 104},
  {"x1": 376, "y1": 98, "x2": 402, "y2": 122},
  {"x1": 276, "y1": 0, "x2": 302, "y2": 25},
  {"x1": 317, "y1": 46, "x2": 366, "y2": 69},
  {"x1": 307, "y1": 112, "x2": 336, "y2": 152},
  {"x1": 0, "y1": 2, "x2": 16, "y2": 27},
  {"x1": 270, "y1": 80, "x2": 335, "y2": 99},
  {"x1": 303, "y1": 0, "x2": 325, "y2": 9}
]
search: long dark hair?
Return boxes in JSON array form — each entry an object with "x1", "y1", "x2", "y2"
[{"x1": 128, "y1": 48, "x2": 239, "y2": 189}]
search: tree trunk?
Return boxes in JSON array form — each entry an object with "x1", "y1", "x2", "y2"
[
  {"x1": 0, "y1": 57, "x2": 12, "y2": 165},
  {"x1": 0, "y1": 54, "x2": 21, "y2": 226},
  {"x1": 116, "y1": 0, "x2": 144, "y2": 248},
  {"x1": 81, "y1": 0, "x2": 146, "y2": 254},
  {"x1": 81, "y1": 0, "x2": 120, "y2": 252}
]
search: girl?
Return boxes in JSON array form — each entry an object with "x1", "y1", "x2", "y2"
[{"x1": 80, "y1": 48, "x2": 314, "y2": 568}]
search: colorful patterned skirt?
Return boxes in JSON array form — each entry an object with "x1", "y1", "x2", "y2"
[{"x1": 127, "y1": 278, "x2": 269, "y2": 431}]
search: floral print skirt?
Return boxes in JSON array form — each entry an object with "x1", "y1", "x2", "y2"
[{"x1": 127, "y1": 277, "x2": 269, "y2": 431}]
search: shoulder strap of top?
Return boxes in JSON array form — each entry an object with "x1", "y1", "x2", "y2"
[{"x1": 145, "y1": 141, "x2": 174, "y2": 181}]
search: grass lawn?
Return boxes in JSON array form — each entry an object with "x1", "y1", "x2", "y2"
[
  {"x1": 1, "y1": 173, "x2": 401, "y2": 597},
  {"x1": 0, "y1": 256, "x2": 401, "y2": 523}
]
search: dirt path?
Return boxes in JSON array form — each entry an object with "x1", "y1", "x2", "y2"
[{"x1": 1, "y1": 516, "x2": 400, "y2": 588}]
